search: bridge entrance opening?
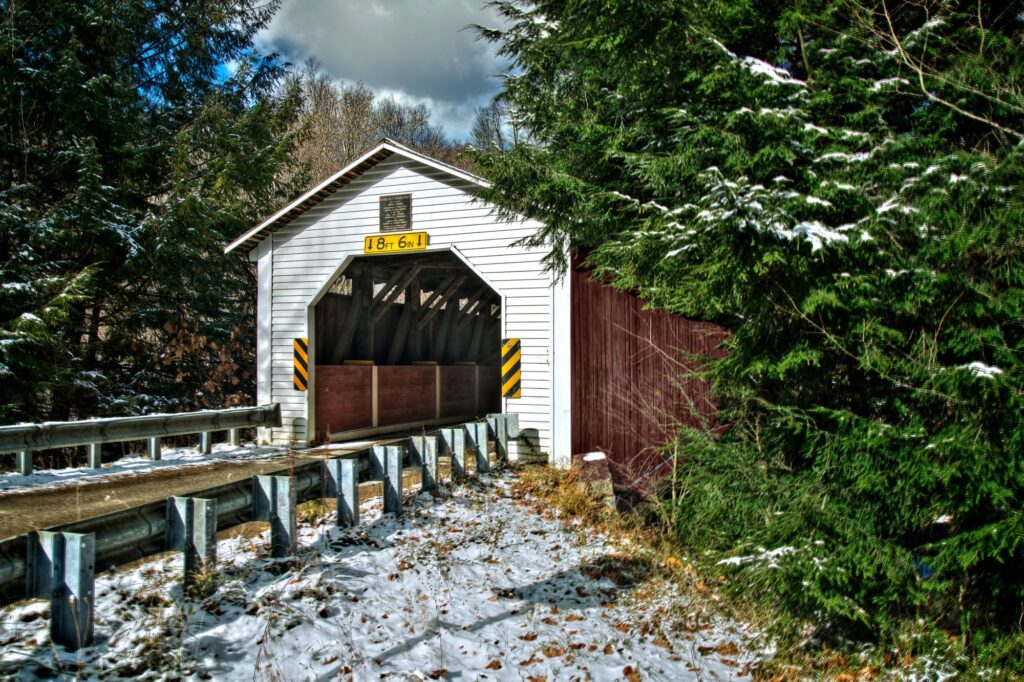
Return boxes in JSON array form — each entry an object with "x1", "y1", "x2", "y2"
[{"x1": 311, "y1": 251, "x2": 502, "y2": 441}]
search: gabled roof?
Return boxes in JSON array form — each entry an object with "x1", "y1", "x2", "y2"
[{"x1": 225, "y1": 138, "x2": 489, "y2": 254}]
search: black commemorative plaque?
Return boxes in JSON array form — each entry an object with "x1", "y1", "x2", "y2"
[{"x1": 379, "y1": 193, "x2": 412, "y2": 231}]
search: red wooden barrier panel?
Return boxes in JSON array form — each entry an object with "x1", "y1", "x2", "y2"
[
  {"x1": 377, "y1": 366, "x2": 436, "y2": 425},
  {"x1": 439, "y1": 366, "x2": 476, "y2": 417},
  {"x1": 315, "y1": 366, "x2": 372, "y2": 439}
]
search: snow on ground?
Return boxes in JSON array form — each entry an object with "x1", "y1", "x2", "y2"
[
  {"x1": 0, "y1": 472, "x2": 762, "y2": 681},
  {"x1": 0, "y1": 443, "x2": 287, "y2": 494}
]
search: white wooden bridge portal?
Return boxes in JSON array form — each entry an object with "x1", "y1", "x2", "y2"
[{"x1": 227, "y1": 139, "x2": 571, "y2": 465}]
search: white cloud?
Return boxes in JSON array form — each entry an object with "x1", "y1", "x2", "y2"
[{"x1": 257, "y1": 0, "x2": 509, "y2": 140}]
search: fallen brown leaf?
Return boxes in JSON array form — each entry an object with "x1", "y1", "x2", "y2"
[
  {"x1": 485, "y1": 659, "x2": 502, "y2": 670},
  {"x1": 716, "y1": 641, "x2": 740, "y2": 656}
]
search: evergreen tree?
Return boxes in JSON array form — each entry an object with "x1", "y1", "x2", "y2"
[
  {"x1": 0, "y1": 1, "x2": 304, "y2": 421},
  {"x1": 476, "y1": 0, "x2": 1024, "y2": 667}
]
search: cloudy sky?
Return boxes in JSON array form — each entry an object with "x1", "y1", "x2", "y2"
[{"x1": 257, "y1": 0, "x2": 509, "y2": 141}]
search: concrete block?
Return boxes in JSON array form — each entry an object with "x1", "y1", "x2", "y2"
[
  {"x1": 327, "y1": 458, "x2": 360, "y2": 527},
  {"x1": 439, "y1": 427, "x2": 466, "y2": 480},
  {"x1": 27, "y1": 531, "x2": 95, "y2": 650},
  {"x1": 253, "y1": 475, "x2": 296, "y2": 557},
  {"x1": 166, "y1": 497, "x2": 217, "y2": 583},
  {"x1": 421, "y1": 436, "x2": 438, "y2": 493},
  {"x1": 383, "y1": 445, "x2": 403, "y2": 515}
]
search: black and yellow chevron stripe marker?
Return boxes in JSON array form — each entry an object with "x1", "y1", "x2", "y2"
[
  {"x1": 501, "y1": 338, "x2": 521, "y2": 399},
  {"x1": 293, "y1": 337, "x2": 308, "y2": 391}
]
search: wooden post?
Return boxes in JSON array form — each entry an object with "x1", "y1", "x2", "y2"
[
  {"x1": 333, "y1": 275, "x2": 365, "y2": 363},
  {"x1": 387, "y1": 288, "x2": 415, "y2": 365},
  {"x1": 434, "y1": 300, "x2": 458, "y2": 363}
]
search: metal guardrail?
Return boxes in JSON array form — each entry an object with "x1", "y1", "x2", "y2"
[
  {"x1": 0, "y1": 404, "x2": 282, "y2": 475},
  {"x1": 0, "y1": 412, "x2": 521, "y2": 653}
]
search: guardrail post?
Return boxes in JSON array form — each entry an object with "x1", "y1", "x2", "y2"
[
  {"x1": 486, "y1": 414, "x2": 508, "y2": 463},
  {"x1": 369, "y1": 445, "x2": 386, "y2": 481},
  {"x1": 166, "y1": 497, "x2": 217, "y2": 585},
  {"x1": 383, "y1": 445, "x2": 403, "y2": 515},
  {"x1": 326, "y1": 458, "x2": 360, "y2": 527},
  {"x1": 466, "y1": 421, "x2": 489, "y2": 475},
  {"x1": 16, "y1": 450, "x2": 31, "y2": 476},
  {"x1": 505, "y1": 414, "x2": 520, "y2": 460},
  {"x1": 421, "y1": 436, "x2": 439, "y2": 493},
  {"x1": 439, "y1": 427, "x2": 466, "y2": 480},
  {"x1": 505, "y1": 413, "x2": 520, "y2": 439},
  {"x1": 253, "y1": 475, "x2": 296, "y2": 557},
  {"x1": 229, "y1": 428, "x2": 241, "y2": 447},
  {"x1": 147, "y1": 436, "x2": 161, "y2": 461},
  {"x1": 27, "y1": 531, "x2": 95, "y2": 650},
  {"x1": 200, "y1": 432, "x2": 212, "y2": 455},
  {"x1": 87, "y1": 443, "x2": 101, "y2": 469},
  {"x1": 407, "y1": 436, "x2": 425, "y2": 467}
]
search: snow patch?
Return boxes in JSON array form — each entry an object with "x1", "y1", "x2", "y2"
[
  {"x1": 0, "y1": 474, "x2": 764, "y2": 679},
  {"x1": 582, "y1": 452, "x2": 607, "y2": 462},
  {"x1": 740, "y1": 57, "x2": 806, "y2": 87},
  {"x1": 960, "y1": 361, "x2": 1002, "y2": 379},
  {"x1": 718, "y1": 546, "x2": 798, "y2": 568}
]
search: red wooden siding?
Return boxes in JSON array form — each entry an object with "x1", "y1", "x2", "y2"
[{"x1": 570, "y1": 263, "x2": 730, "y2": 488}]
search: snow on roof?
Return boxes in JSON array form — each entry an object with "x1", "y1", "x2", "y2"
[{"x1": 224, "y1": 138, "x2": 490, "y2": 254}]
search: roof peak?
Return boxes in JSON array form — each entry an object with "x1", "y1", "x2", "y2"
[{"x1": 225, "y1": 139, "x2": 488, "y2": 254}]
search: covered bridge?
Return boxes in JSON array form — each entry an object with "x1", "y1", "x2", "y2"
[{"x1": 226, "y1": 139, "x2": 726, "y2": 476}]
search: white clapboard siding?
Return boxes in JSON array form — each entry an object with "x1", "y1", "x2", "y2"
[{"x1": 260, "y1": 155, "x2": 556, "y2": 453}]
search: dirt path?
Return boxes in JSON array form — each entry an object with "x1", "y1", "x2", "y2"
[{"x1": 0, "y1": 444, "x2": 384, "y2": 540}]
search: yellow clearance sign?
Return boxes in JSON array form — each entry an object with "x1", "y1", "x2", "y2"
[{"x1": 364, "y1": 232, "x2": 430, "y2": 254}]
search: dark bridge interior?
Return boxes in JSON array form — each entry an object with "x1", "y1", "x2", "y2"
[{"x1": 313, "y1": 252, "x2": 502, "y2": 440}]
